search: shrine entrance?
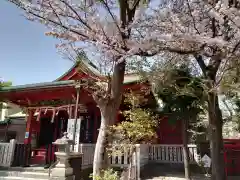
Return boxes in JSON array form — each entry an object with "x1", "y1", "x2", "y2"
[
  {"x1": 30, "y1": 110, "x2": 69, "y2": 165},
  {"x1": 38, "y1": 117, "x2": 54, "y2": 148},
  {"x1": 34, "y1": 110, "x2": 68, "y2": 148}
]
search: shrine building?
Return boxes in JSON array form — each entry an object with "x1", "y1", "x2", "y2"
[{"x1": 0, "y1": 59, "x2": 182, "y2": 165}]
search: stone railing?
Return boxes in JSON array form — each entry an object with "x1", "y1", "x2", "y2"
[
  {"x1": 78, "y1": 144, "x2": 149, "y2": 169},
  {"x1": 148, "y1": 144, "x2": 199, "y2": 164},
  {"x1": 0, "y1": 141, "x2": 199, "y2": 170}
]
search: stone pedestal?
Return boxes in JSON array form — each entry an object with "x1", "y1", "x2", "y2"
[
  {"x1": 69, "y1": 152, "x2": 83, "y2": 180},
  {"x1": 51, "y1": 152, "x2": 82, "y2": 180},
  {"x1": 50, "y1": 132, "x2": 82, "y2": 180},
  {"x1": 51, "y1": 152, "x2": 73, "y2": 180}
]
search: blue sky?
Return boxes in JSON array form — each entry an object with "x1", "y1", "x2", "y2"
[{"x1": 0, "y1": 1, "x2": 73, "y2": 85}]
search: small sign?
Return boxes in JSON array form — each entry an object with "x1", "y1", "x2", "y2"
[
  {"x1": 201, "y1": 154, "x2": 211, "y2": 168},
  {"x1": 25, "y1": 132, "x2": 29, "y2": 139},
  {"x1": 67, "y1": 118, "x2": 81, "y2": 152}
]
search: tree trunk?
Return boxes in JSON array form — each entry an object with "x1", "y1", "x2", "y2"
[
  {"x1": 128, "y1": 155, "x2": 133, "y2": 180},
  {"x1": 207, "y1": 92, "x2": 225, "y2": 180},
  {"x1": 128, "y1": 146, "x2": 135, "y2": 180},
  {"x1": 195, "y1": 55, "x2": 225, "y2": 180},
  {"x1": 93, "y1": 61, "x2": 126, "y2": 178},
  {"x1": 93, "y1": 112, "x2": 108, "y2": 177},
  {"x1": 182, "y1": 118, "x2": 191, "y2": 180}
]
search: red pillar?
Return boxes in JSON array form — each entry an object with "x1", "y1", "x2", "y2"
[{"x1": 24, "y1": 109, "x2": 34, "y2": 144}]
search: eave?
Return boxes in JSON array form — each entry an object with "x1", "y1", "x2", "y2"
[
  {"x1": 0, "y1": 73, "x2": 143, "y2": 93},
  {"x1": 0, "y1": 80, "x2": 75, "y2": 93}
]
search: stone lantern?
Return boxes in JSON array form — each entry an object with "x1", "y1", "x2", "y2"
[
  {"x1": 51, "y1": 132, "x2": 82, "y2": 180},
  {"x1": 53, "y1": 132, "x2": 74, "y2": 155}
]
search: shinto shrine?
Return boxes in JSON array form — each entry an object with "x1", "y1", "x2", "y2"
[{"x1": 0, "y1": 59, "x2": 182, "y2": 165}]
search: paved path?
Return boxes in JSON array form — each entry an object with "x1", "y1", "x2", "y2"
[
  {"x1": 145, "y1": 177, "x2": 239, "y2": 180},
  {"x1": 140, "y1": 163, "x2": 240, "y2": 180},
  {"x1": 140, "y1": 163, "x2": 209, "y2": 180},
  {"x1": 143, "y1": 173, "x2": 210, "y2": 180}
]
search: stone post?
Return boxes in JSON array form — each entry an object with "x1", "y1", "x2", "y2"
[{"x1": 8, "y1": 139, "x2": 17, "y2": 167}]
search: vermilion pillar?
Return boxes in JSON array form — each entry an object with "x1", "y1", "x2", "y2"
[{"x1": 24, "y1": 109, "x2": 34, "y2": 144}]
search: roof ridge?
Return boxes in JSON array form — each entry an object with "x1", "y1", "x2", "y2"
[
  {"x1": 54, "y1": 61, "x2": 79, "y2": 82},
  {"x1": 54, "y1": 55, "x2": 102, "y2": 81}
]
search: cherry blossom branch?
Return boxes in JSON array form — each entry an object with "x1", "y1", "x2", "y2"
[
  {"x1": 59, "y1": 0, "x2": 92, "y2": 30},
  {"x1": 136, "y1": 46, "x2": 203, "y2": 57},
  {"x1": 10, "y1": 0, "x2": 89, "y2": 39},
  {"x1": 48, "y1": 2, "x2": 63, "y2": 26},
  {"x1": 101, "y1": 0, "x2": 123, "y2": 41},
  {"x1": 186, "y1": 0, "x2": 200, "y2": 34},
  {"x1": 145, "y1": 34, "x2": 227, "y2": 48}
]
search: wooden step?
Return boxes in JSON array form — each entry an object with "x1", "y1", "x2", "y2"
[{"x1": 31, "y1": 155, "x2": 46, "y2": 165}]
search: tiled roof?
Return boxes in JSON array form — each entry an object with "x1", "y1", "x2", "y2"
[
  {"x1": 0, "y1": 80, "x2": 75, "y2": 92},
  {"x1": 0, "y1": 74, "x2": 142, "y2": 93}
]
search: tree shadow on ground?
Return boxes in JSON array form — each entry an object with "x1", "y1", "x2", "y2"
[{"x1": 140, "y1": 163, "x2": 210, "y2": 180}]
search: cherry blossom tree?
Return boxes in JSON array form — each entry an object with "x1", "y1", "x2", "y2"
[
  {"x1": 138, "y1": 1, "x2": 240, "y2": 179},
  {"x1": 7, "y1": 0, "x2": 240, "y2": 179},
  {"x1": 7, "y1": 0, "x2": 160, "y2": 177}
]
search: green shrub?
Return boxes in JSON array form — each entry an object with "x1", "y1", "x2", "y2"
[{"x1": 90, "y1": 168, "x2": 119, "y2": 180}]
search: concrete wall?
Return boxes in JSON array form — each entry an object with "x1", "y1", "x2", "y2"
[
  {"x1": 0, "y1": 102, "x2": 22, "y2": 121},
  {"x1": 0, "y1": 118, "x2": 26, "y2": 143},
  {"x1": 5, "y1": 103, "x2": 22, "y2": 117},
  {"x1": 0, "y1": 102, "x2": 7, "y2": 121},
  {"x1": 8, "y1": 118, "x2": 26, "y2": 142}
]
